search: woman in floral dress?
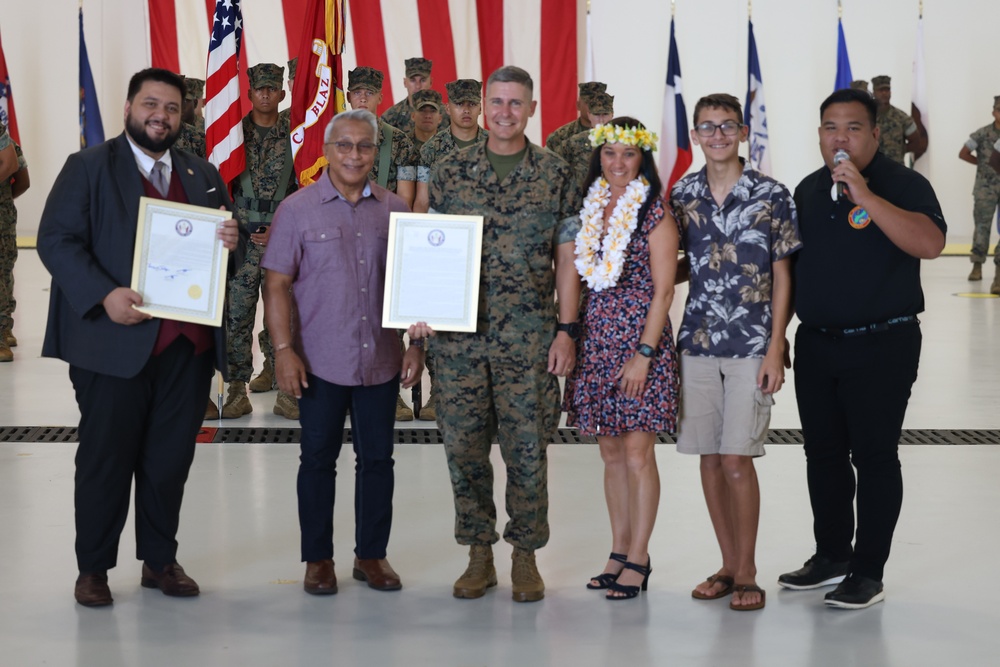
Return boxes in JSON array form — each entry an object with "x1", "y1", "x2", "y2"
[{"x1": 563, "y1": 117, "x2": 680, "y2": 600}]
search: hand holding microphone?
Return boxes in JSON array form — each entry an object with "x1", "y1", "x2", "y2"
[{"x1": 833, "y1": 149, "x2": 850, "y2": 199}]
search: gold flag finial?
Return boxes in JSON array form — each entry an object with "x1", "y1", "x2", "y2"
[
  {"x1": 672, "y1": 0, "x2": 676, "y2": 18},
  {"x1": 919, "y1": 0, "x2": 923, "y2": 18},
  {"x1": 748, "y1": 1, "x2": 752, "y2": 19},
  {"x1": 838, "y1": 1, "x2": 844, "y2": 20}
]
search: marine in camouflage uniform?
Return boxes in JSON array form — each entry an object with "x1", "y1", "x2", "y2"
[
  {"x1": 960, "y1": 96, "x2": 1000, "y2": 288},
  {"x1": 872, "y1": 75, "x2": 921, "y2": 165},
  {"x1": 0, "y1": 130, "x2": 27, "y2": 360},
  {"x1": 381, "y1": 57, "x2": 450, "y2": 136},
  {"x1": 413, "y1": 79, "x2": 489, "y2": 420},
  {"x1": 176, "y1": 77, "x2": 206, "y2": 158},
  {"x1": 184, "y1": 77, "x2": 206, "y2": 134},
  {"x1": 544, "y1": 81, "x2": 607, "y2": 155},
  {"x1": 224, "y1": 63, "x2": 298, "y2": 417},
  {"x1": 428, "y1": 67, "x2": 581, "y2": 601},
  {"x1": 346, "y1": 67, "x2": 418, "y2": 203},
  {"x1": 554, "y1": 92, "x2": 614, "y2": 188},
  {"x1": 407, "y1": 89, "x2": 443, "y2": 153}
]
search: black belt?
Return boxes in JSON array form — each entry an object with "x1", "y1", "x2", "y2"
[{"x1": 815, "y1": 315, "x2": 919, "y2": 337}]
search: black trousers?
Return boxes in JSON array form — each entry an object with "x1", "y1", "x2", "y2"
[
  {"x1": 793, "y1": 323, "x2": 921, "y2": 582},
  {"x1": 69, "y1": 337, "x2": 215, "y2": 572},
  {"x1": 297, "y1": 373, "x2": 398, "y2": 562}
]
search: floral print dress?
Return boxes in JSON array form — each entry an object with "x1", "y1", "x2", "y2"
[{"x1": 564, "y1": 197, "x2": 680, "y2": 436}]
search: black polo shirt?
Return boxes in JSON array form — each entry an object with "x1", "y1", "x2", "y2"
[{"x1": 792, "y1": 151, "x2": 946, "y2": 329}]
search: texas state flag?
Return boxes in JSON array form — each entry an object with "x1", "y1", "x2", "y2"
[{"x1": 659, "y1": 17, "x2": 692, "y2": 194}]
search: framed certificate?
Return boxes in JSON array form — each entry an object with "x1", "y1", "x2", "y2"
[
  {"x1": 382, "y1": 212, "x2": 484, "y2": 333},
  {"x1": 130, "y1": 197, "x2": 232, "y2": 326}
]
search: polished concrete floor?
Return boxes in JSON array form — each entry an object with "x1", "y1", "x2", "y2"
[{"x1": 1, "y1": 251, "x2": 999, "y2": 666}]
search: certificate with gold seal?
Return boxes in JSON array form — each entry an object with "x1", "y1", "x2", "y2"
[{"x1": 130, "y1": 197, "x2": 232, "y2": 326}]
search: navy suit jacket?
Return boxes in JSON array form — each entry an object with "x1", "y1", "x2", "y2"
[{"x1": 38, "y1": 133, "x2": 247, "y2": 379}]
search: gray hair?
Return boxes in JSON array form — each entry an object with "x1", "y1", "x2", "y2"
[
  {"x1": 324, "y1": 109, "x2": 378, "y2": 143},
  {"x1": 486, "y1": 66, "x2": 533, "y2": 97}
]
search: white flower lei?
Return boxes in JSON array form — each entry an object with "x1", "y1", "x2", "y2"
[{"x1": 574, "y1": 175, "x2": 650, "y2": 292}]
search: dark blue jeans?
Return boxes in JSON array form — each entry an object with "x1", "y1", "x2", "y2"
[
  {"x1": 794, "y1": 323, "x2": 921, "y2": 582},
  {"x1": 297, "y1": 373, "x2": 398, "y2": 562}
]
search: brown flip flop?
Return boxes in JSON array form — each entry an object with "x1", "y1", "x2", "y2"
[
  {"x1": 729, "y1": 584, "x2": 766, "y2": 611},
  {"x1": 691, "y1": 574, "x2": 734, "y2": 600}
]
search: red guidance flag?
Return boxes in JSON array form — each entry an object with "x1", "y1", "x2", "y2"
[
  {"x1": 290, "y1": 0, "x2": 346, "y2": 186},
  {"x1": 0, "y1": 27, "x2": 20, "y2": 144}
]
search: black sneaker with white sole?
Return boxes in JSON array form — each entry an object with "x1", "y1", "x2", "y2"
[
  {"x1": 777, "y1": 555, "x2": 850, "y2": 590},
  {"x1": 823, "y1": 574, "x2": 885, "y2": 609}
]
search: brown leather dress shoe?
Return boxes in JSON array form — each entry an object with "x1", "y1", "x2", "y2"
[
  {"x1": 304, "y1": 560, "x2": 338, "y2": 595},
  {"x1": 140, "y1": 563, "x2": 200, "y2": 597},
  {"x1": 75, "y1": 571, "x2": 113, "y2": 607},
  {"x1": 352, "y1": 558, "x2": 402, "y2": 591}
]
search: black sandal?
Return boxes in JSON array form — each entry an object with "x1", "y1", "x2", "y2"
[
  {"x1": 586, "y1": 552, "x2": 627, "y2": 590},
  {"x1": 606, "y1": 559, "x2": 651, "y2": 600}
]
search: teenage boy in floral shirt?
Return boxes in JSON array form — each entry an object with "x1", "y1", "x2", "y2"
[{"x1": 670, "y1": 93, "x2": 801, "y2": 612}]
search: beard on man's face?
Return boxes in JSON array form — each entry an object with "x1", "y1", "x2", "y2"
[{"x1": 126, "y1": 112, "x2": 181, "y2": 154}]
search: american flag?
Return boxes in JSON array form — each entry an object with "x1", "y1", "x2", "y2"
[{"x1": 205, "y1": 0, "x2": 245, "y2": 185}]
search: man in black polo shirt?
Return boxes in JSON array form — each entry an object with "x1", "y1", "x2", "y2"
[{"x1": 778, "y1": 88, "x2": 946, "y2": 610}]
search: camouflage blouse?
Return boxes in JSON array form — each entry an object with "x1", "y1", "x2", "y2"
[{"x1": 671, "y1": 160, "x2": 802, "y2": 358}]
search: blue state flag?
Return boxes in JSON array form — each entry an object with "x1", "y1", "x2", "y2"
[
  {"x1": 834, "y1": 19, "x2": 853, "y2": 91},
  {"x1": 79, "y1": 8, "x2": 104, "y2": 149},
  {"x1": 744, "y1": 20, "x2": 771, "y2": 175}
]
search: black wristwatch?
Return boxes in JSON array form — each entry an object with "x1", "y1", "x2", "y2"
[
  {"x1": 636, "y1": 343, "x2": 656, "y2": 358},
  {"x1": 557, "y1": 322, "x2": 581, "y2": 340}
]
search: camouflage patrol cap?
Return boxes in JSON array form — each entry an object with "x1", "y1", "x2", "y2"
[
  {"x1": 872, "y1": 75, "x2": 891, "y2": 90},
  {"x1": 247, "y1": 63, "x2": 284, "y2": 89},
  {"x1": 588, "y1": 92, "x2": 614, "y2": 115},
  {"x1": 184, "y1": 77, "x2": 205, "y2": 100},
  {"x1": 412, "y1": 89, "x2": 442, "y2": 111},
  {"x1": 405, "y1": 58, "x2": 433, "y2": 78},
  {"x1": 578, "y1": 81, "x2": 608, "y2": 101},
  {"x1": 850, "y1": 80, "x2": 869, "y2": 91},
  {"x1": 446, "y1": 79, "x2": 482, "y2": 104},
  {"x1": 348, "y1": 66, "x2": 384, "y2": 93},
  {"x1": 993, "y1": 95, "x2": 1000, "y2": 109},
  {"x1": 287, "y1": 57, "x2": 297, "y2": 82}
]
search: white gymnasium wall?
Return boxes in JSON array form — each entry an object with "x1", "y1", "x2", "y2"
[{"x1": 3, "y1": 0, "x2": 999, "y2": 241}]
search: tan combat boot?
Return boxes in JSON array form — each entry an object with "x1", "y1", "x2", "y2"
[
  {"x1": 0, "y1": 339, "x2": 12, "y2": 363},
  {"x1": 417, "y1": 392, "x2": 436, "y2": 421},
  {"x1": 273, "y1": 391, "x2": 300, "y2": 420},
  {"x1": 511, "y1": 548, "x2": 545, "y2": 602},
  {"x1": 3, "y1": 329, "x2": 15, "y2": 347},
  {"x1": 249, "y1": 358, "x2": 276, "y2": 392},
  {"x1": 395, "y1": 394, "x2": 413, "y2": 421},
  {"x1": 453, "y1": 545, "x2": 497, "y2": 599},
  {"x1": 221, "y1": 381, "x2": 253, "y2": 419},
  {"x1": 992, "y1": 272, "x2": 1000, "y2": 295},
  {"x1": 969, "y1": 262, "x2": 983, "y2": 281},
  {"x1": 205, "y1": 399, "x2": 220, "y2": 420}
]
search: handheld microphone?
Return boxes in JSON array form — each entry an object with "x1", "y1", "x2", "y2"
[{"x1": 833, "y1": 149, "x2": 850, "y2": 199}]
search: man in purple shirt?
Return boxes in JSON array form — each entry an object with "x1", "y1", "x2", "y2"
[{"x1": 262, "y1": 109, "x2": 426, "y2": 595}]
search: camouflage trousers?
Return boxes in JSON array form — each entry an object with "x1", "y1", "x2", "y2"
[
  {"x1": 0, "y1": 208, "x2": 16, "y2": 333},
  {"x1": 971, "y1": 189, "x2": 1000, "y2": 264},
  {"x1": 433, "y1": 332, "x2": 561, "y2": 551},
  {"x1": 225, "y1": 242, "x2": 273, "y2": 381}
]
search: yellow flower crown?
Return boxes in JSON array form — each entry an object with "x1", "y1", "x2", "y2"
[{"x1": 588, "y1": 123, "x2": 659, "y2": 152}]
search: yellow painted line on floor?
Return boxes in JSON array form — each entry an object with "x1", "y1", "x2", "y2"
[
  {"x1": 954, "y1": 292, "x2": 999, "y2": 298},
  {"x1": 942, "y1": 243, "x2": 996, "y2": 256},
  {"x1": 16, "y1": 236, "x2": 36, "y2": 249}
]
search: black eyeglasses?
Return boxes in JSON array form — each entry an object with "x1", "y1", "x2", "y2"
[
  {"x1": 694, "y1": 121, "x2": 744, "y2": 137},
  {"x1": 327, "y1": 141, "x2": 377, "y2": 156}
]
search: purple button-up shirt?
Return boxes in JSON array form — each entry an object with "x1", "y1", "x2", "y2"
[{"x1": 262, "y1": 175, "x2": 409, "y2": 386}]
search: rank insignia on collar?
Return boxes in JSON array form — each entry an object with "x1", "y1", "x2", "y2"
[{"x1": 848, "y1": 206, "x2": 871, "y2": 229}]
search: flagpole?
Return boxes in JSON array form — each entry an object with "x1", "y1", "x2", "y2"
[
  {"x1": 672, "y1": 0, "x2": 676, "y2": 18},
  {"x1": 839, "y1": 0, "x2": 843, "y2": 20}
]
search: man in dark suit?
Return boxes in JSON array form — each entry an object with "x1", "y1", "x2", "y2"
[{"x1": 37, "y1": 68, "x2": 246, "y2": 608}]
